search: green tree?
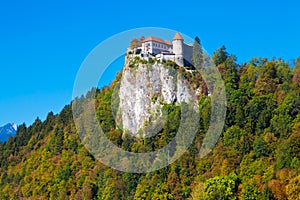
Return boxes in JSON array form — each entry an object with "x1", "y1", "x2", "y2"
[
  {"x1": 275, "y1": 141, "x2": 292, "y2": 170},
  {"x1": 223, "y1": 125, "x2": 243, "y2": 149},
  {"x1": 213, "y1": 45, "x2": 229, "y2": 66},
  {"x1": 152, "y1": 182, "x2": 173, "y2": 200},
  {"x1": 255, "y1": 60, "x2": 279, "y2": 95},
  {"x1": 253, "y1": 137, "x2": 268, "y2": 157},
  {"x1": 192, "y1": 36, "x2": 204, "y2": 69},
  {"x1": 240, "y1": 178, "x2": 262, "y2": 200},
  {"x1": 204, "y1": 172, "x2": 238, "y2": 200},
  {"x1": 48, "y1": 127, "x2": 64, "y2": 154}
]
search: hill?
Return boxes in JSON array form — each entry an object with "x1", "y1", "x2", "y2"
[{"x1": 0, "y1": 46, "x2": 300, "y2": 199}]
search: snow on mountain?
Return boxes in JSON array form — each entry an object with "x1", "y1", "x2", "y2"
[
  {"x1": 12, "y1": 123, "x2": 17, "y2": 131},
  {"x1": 0, "y1": 123, "x2": 17, "y2": 143}
]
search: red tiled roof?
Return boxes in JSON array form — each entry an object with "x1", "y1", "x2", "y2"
[
  {"x1": 142, "y1": 36, "x2": 172, "y2": 46},
  {"x1": 173, "y1": 32, "x2": 183, "y2": 40}
]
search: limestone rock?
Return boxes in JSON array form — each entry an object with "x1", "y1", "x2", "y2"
[{"x1": 117, "y1": 64, "x2": 196, "y2": 136}]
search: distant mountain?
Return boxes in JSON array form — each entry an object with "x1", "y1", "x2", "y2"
[{"x1": 0, "y1": 123, "x2": 17, "y2": 143}]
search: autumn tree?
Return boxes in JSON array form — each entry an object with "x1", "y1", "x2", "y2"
[
  {"x1": 129, "y1": 38, "x2": 139, "y2": 49},
  {"x1": 286, "y1": 175, "x2": 300, "y2": 200}
]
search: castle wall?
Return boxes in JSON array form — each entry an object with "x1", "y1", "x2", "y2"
[
  {"x1": 183, "y1": 44, "x2": 193, "y2": 64},
  {"x1": 172, "y1": 40, "x2": 184, "y2": 66},
  {"x1": 143, "y1": 41, "x2": 172, "y2": 55},
  {"x1": 172, "y1": 40, "x2": 183, "y2": 55},
  {"x1": 161, "y1": 54, "x2": 175, "y2": 62}
]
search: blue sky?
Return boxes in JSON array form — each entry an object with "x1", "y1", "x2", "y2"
[{"x1": 0, "y1": 0, "x2": 299, "y2": 126}]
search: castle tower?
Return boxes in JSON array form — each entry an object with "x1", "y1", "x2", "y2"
[{"x1": 172, "y1": 32, "x2": 184, "y2": 66}]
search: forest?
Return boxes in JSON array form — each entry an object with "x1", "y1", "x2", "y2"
[{"x1": 0, "y1": 46, "x2": 300, "y2": 199}]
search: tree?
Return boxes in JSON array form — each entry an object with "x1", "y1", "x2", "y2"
[
  {"x1": 268, "y1": 179, "x2": 287, "y2": 200},
  {"x1": 204, "y1": 172, "x2": 238, "y2": 200},
  {"x1": 223, "y1": 125, "x2": 243, "y2": 148},
  {"x1": 129, "y1": 38, "x2": 139, "y2": 49},
  {"x1": 212, "y1": 45, "x2": 239, "y2": 94},
  {"x1": 48, "y1": 127, "x2": 64, "y2": 154},
  {"x1": 292, "y1": 57, "x2": 300, "y2": 87},
  {"x1": 152, "y1": 182, "x2": 173, "y2": 200},
  {"x1": 275, "y1": 141, "x2": 292, "y2": 170},
  {"x1": 192, "y1": 36, "x2": 203, "y2": 69},
  {"x1": 270, "y1": 95, "x2": 293, "y2": 137},
  {"x1": 213, "y1": 45, "x2": 229, "y2": 66},
  {"x1": 167, "y1": 171, "x2": 182, "y2": 199},
  {"x1": 254, "y1": 61, "x2": 279, "y2": 95},
  {"x1": 253, "y1": 137, "x2": 268, "y2": 158},
  {"x1": 295, "y1": 57, "x2": 300, "y2": 68},
  {"x1": 240, "y1": 178, "x2": 262, "y2": 200},
  {"x1": 189, "y1": 181, "x2": 206, "y2": 200},
  {"x1": 286, "y1": 175, "x2": 300, "y2": 200}
]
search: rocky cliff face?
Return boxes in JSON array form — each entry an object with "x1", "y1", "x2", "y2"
[{"x1": 117, "y1": 63, "x2": 197, "y2": 137}]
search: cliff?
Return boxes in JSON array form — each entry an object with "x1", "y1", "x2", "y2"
[{"x1": 117, "y1": 62, "x2": 198, "y2": 137}]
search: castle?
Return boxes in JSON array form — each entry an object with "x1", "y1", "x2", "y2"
[{"x1": 128, "y1": 32, "x2": 193, "y2": 67}]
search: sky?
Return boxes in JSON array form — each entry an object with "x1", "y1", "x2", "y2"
[{"x1": 0, "y1": 0, "x2": 299, "y2": 126}]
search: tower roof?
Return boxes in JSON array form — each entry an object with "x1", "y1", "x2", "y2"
[{"x1": 173, "y1": 32, "x2": 183, "y2": 41}]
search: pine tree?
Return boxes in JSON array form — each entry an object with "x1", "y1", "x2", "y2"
[
  {"x1": 192, "y1": 36, "x2": 204, "y2": 69},
  {"x1": 213, "y1": 45, "x2": 229, "y2": 66}
]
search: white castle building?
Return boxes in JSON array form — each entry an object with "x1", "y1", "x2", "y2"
[{"x1": 128, "y1": 32, "x2": 193, "y2": 67}]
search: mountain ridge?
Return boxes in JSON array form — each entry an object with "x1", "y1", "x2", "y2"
[{"x1": 0, "y1": 123, "x2": 17, "y2": 143}]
